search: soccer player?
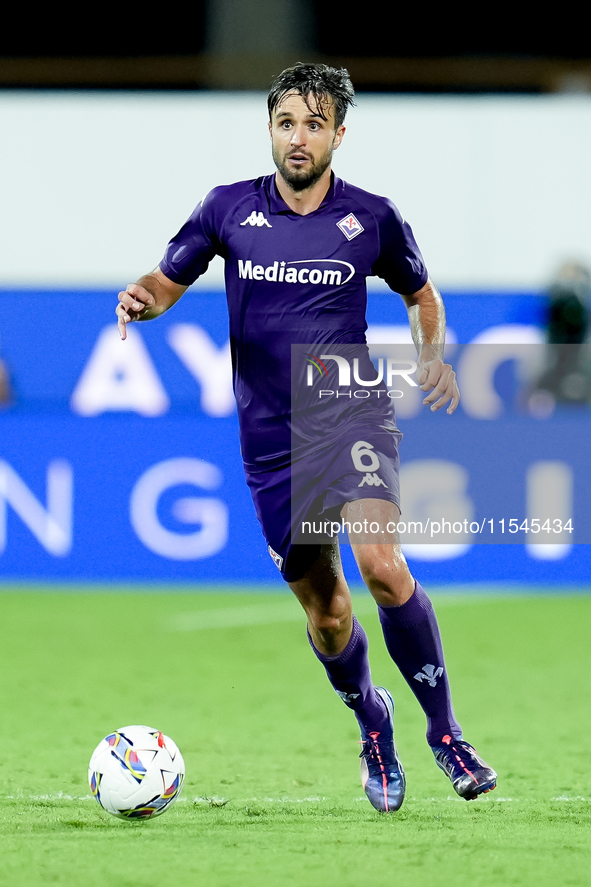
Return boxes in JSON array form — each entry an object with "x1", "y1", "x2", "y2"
[{"x1": 116, "y1": 63, "x2": 496, "y2": 812}]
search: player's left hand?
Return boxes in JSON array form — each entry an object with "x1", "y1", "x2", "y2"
[{"x1": 418, "y1": 358, "x2": 460, "y2": 414}]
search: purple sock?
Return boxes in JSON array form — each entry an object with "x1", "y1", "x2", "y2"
[
  {"x1": 307, "y1": 615, "x2": 388, "y2": 734},
  {"x1": 378, "y1": 581, "x2": 462, "y2": 746}
]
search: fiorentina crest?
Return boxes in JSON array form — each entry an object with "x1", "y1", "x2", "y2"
[{"x1": 337, "y1": 213, "x2": 364, "y2": 241}]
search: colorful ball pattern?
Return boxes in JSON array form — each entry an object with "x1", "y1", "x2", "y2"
[{"x1": 88, "y1": 725, "x2": 185, "y2": 819}]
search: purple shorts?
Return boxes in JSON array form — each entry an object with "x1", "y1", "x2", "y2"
[{"x1": 244, "y1": 426, "x2": 402, "y2": 583}]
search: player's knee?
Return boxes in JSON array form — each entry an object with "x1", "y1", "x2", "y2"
[{"x1": 356, "y1": 550, "x2": 414, "y2": 606}]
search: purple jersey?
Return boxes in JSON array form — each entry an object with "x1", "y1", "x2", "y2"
[{"x1": 160, "y1": 173, "x2": 428, "y2": 463}]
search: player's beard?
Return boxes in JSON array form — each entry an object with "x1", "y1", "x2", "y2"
[{"x1": 273, "y1": 144, "x2": 334, "y2": 192}]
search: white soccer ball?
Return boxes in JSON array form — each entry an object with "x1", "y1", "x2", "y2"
[{"x1": 88, "y1": 725, "x2": 185, "y2": 820}]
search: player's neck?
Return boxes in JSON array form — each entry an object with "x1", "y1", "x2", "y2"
[{"x1": 274, "y1": 168, "x2": 332, "y2": 216}]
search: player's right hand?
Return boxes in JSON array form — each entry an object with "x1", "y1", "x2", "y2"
[{"x1": 116, "y1": 284, "x2": 156, "y2": 340}]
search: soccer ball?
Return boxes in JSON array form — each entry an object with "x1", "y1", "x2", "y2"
[{"x1": 88, "y1": 725, "x2": 185, "y2": 820}]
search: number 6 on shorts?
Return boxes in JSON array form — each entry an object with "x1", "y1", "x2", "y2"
[{"x1": 351, "y1": 441, "x2": 380, "y2": 473}]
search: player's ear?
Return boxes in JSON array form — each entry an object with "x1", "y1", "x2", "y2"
[{"x1": 333, "y1": 125, "x2": 346, "y2": 149}]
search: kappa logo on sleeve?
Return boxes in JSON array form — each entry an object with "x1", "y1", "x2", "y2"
[
  {"x1": 240, "y1": 210, "x2": 272, "y2": 228},
  {"x1": 337, "y1": 213, "x2": 364, "y2": 241}
]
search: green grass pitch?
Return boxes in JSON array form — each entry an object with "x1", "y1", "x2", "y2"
[{"x1": 0, "y1": 585, "x2": 590, "y2": 887}]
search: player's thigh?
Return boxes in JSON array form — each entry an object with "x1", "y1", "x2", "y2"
[{"x1": 342, "y1": 498, "x2": 414, "y2": 605}]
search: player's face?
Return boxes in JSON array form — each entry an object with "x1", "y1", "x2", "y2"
[{"x1": 269, "y1": 92, "x2": 345, "y2": 192}]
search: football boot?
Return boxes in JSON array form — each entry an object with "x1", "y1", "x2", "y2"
[
  {"x1": 431, "y1": 735, "x2": 497, "y2": 800},
  {"x1": 359, "y1": 687, "x2": 406, "y2": 812}
]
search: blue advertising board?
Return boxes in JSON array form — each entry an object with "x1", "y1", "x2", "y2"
[{"x1": 0, "y1": 288, "x2": 589, "y2": 584}]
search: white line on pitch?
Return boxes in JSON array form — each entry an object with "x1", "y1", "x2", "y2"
[
  {"x1": 14, "y1": 793, "x2": 584, "y2": 804},
  {"x1": 167, "y1": 591, "x2": 544, "y2": 633},
  {"x1": 168, "y1": 596, "x2": 380, "y2": 632}
]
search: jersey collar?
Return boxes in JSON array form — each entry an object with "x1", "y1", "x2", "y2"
[{"x1": 266, "y1": 172, "x2": 343, "y2": 215}]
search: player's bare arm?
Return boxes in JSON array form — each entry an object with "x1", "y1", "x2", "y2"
[
  {"x1": 116, "y1": 267, "x2": 187, "y2": 340},
  {"x1": 402, "y1": 278, "x2": 460, "y2": 414}
]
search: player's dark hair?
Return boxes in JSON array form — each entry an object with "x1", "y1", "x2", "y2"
[{"x1": 267, "y1": 62, "x2": 356, "y2": 130}]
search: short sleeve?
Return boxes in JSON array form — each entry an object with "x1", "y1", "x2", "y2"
[
  {"x1": 371, "y1": 199, "x2": 429, "y2": 296},
  {"x1": 159, "y1": 189, "x2": 224, "y2": 286}
]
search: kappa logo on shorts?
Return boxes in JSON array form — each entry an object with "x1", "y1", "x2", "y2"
[
  {"x1": 267, "y1": 544, "x2": 284, "y2": 570},
  {"x1": 358, "y1": 473, "x2": 388, "y2": 488},
  {"x1": 337, "y1": 213, "x2": 364, "y2": 241}
]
